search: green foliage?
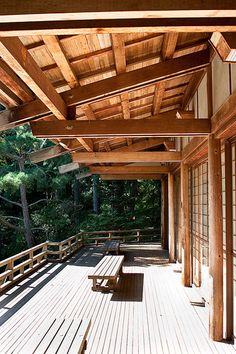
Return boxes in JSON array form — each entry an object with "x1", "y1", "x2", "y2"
[{"x1": 0, "y1": 125, "x2": 161, "y2": 260}]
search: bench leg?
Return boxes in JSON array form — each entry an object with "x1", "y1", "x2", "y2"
[
  {"x1": 92, "y1": 278, "x2": 98, "y2": 291},
  {"x1": 82, "y1": 339, "x2": 87, "y2": 353}
]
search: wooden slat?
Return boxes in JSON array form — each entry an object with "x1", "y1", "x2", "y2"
[
  {"x1": 0, "y1": 50, "x2": 210, "y2": 130},
  {"x1": 72, "y1": 151, "x2": 182, "y2": 163},
  {"x1": 0, "y1": 37, "x2": 67, "y2": 120},
  {"x1": 31, "y1": 118, "x2": 211, "y2": 138}
]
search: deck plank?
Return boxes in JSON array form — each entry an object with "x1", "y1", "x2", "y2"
[{"x1": 0, "y1": 244, "x2": 235, "y2": 354}]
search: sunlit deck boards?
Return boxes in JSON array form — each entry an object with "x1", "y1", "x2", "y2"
[{"x1": 0, "y1": 244, "x2": 235, "y2": 354}]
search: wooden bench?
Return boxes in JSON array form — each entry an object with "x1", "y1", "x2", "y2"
[
  {"x1": 102, "y1": 240, "x2": 120, "y2": 255},
  {"x1": 20, "y1": 317, "x2": 91, "y2": 354},
  {"x1": 88, "y1": 255, "x2": 124, "y2": 292}
]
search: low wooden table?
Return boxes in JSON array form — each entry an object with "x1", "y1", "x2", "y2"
[
  {"x1": 103, "y1": 240, "x2": 120, "y2": 255},
  {"x1": 88, "y1": 255, "x2": 124, "y2": 292},
  {"x1": 20, "y1": 317, "x2": 91, "y2": 354}
]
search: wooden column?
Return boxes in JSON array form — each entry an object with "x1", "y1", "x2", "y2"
[
  {"x1": 208, "y1": 134, "x2": 223, "y2": 341},
  {"x1": 181, "y1": 162, "x2": 191, "y2": 287},
  {"x1": 224, "y1": 140, "x2": 233, "y2": 340},
  {"x1": 168, "y1": 173, "x2": 175, "y2": 262},
  {"x1": 161, "y1": 178, "x2": 168, "y2": 250}
]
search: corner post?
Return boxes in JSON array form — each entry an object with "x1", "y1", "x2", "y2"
[
  {"x1": 168, "y1": 173, "x2": 175, "y2": 262},
  {"x1": 181, "y1": 162, "x2": 191, "y2": 286},
  {"x1": 208, "y1": 134, "x2": 223, "y2": 341}
]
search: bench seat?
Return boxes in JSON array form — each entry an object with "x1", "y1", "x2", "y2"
[
  {"x1": 88, "y1": 255, "x2": 124, "y2": 291},
  {"x1": 102, "y1": 240, "x2": 120, "y2": 255},
  {"x1": 20, "y1": 317, "x2": 91, "y2": 354}
]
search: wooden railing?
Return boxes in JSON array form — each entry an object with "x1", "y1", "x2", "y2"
[
  {"x1": 80, "y1": 228, "x2": 160, "y2": 245},
  {"x1": 47, "y1": 234, "x2": 83, "y2": 261},
  {"x1": 0, "y1": 242, "x2": 47, "y2": 293},
  {"x1": 0, "y1": 228, "x2": 158, "y2": 293},
  {"x1": 0, "y1": 234, "x2": 83, "y2": 293}
]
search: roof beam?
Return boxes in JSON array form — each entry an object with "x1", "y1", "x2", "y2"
[
  {"x1": 58, "y1": 162, "x2": 80, "y2": 174},
  {"x1": 89, "y1": 165, "x2": 170, "y2": 174},
  {"x1": 72, "y1": 151, "x2": 182, "y2": 163},
  {"x1": 42, "y1": 36, "x2": 93, "y2": 152},
  {"x1": 43, "y1": 35, "x2": 79, "y2": 88},
  {"x1": 0, "y1": 19, "x2": 236, "y2": 37},
  {"x1": 0, "y1": 2, "x2": 235, "y2": 22},
  {"x1": 31, "y1": 117, "x2": 211, "y2": 139},
  {"x1": 0, "y1": 59, "x2": 33, "y2": 103},
  {"x1": 0, "y1": 49, "x2": 210, "y2": 130},
  {"x1": 210, "y1": 32, "x2": 236, "y2": 62},
  {"x1": 29, "y1": 137, "x2": 168, "y2": 164},
  {"x1": 101, "y1": 174, "x2": 162, "y2": 180},
  {"x1": 30, "y1": 145, "x2": 67, "y2": 163},
  {"x1": 0, "y1": 37, "x2": 67, "y2": 120}
]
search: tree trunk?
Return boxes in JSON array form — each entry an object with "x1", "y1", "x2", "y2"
[
  {"x1": 92, "y1": 175, "x2": 99, "y2": 214},
  {"x1": 73, "y1": 178, "x2": 80, "y2": 206},
  {"x1": 129, "y1": 180, "x2": 138, "y2": 213},
  {"x1": 18, "y1": 158, "x2": 35, "y2": 248}
]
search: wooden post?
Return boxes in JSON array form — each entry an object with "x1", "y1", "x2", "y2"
[
  {"x1": 208, "y1": 134, "x2": 223, "y2": 341},
  {"x1": 224, "y1": 140, "x2": 233, "y2": 340},
  {"x1": 181, "y1": 162, "x2": 191, "y2": 287},
  {"x1": 161, "y1": 178, "x2": 169, "y2": 250},
  {"x1": 168, "y1": 173, "x2": 175, "y2": 262}
]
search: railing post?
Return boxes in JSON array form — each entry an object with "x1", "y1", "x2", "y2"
[
  {"x1": 137, "y1": 231, "x2": 140, "y2": 243},
  {"x1": 29, "y1": 249, "x2": 34, "y2": 268},
  {"x1": 7, "y1": 260, "x2": 14, "y2": 281},
  {"x1": 109, "y1": 232, "x2": 112, "y2": 240},
  {"x1": 59, "y1": 243, "x2": 63, "y2": 261}
]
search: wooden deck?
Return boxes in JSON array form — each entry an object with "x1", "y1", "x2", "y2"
[{"x1": 0, "y1": 244, "x2": 235, "y2": 354}]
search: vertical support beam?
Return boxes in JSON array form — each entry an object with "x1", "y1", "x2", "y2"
[
  {"x1": 161, "y1": 178, "x2": 168, "y2": 250},
  {"x1": 224, "y1": 140, "x2": 233, "y2": 340},
  {"x1": 181, "y1": 162, "x2": 191, "y2": 287},
  {"x1": 168, "y1": 173, "x2": 175, "y2": 262},
  {"x1": 208, "y1": 134, "x2": 223, "y2": 341}
]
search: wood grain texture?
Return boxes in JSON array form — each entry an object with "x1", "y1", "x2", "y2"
[{"x1": 208, "y1": 134, "x2": 223, "y2": 341}]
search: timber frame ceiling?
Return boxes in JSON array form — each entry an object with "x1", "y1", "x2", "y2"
[{"x1": 0, "y1": 2, "x2": 236, "y2": 178}]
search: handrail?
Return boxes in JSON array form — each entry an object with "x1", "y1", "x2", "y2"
[
  {"x1": 0, "y1": 242, "x2": 48, "y2": 293},
  {"x1": 0, "y1": 235, "x2": 83, "y2": 293},
  {"x1": 80, "y1": 227, "x2": 160, "y2": 245},
  {"x1": 0, "y1": 227, "x2": 158, "y2": 293},
  {"x1": 47, "y1": 234, "x2": 83, "y2": 261}
]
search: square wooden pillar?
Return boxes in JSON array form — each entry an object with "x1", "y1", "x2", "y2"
[
  {"x1": 208, "y1": 134, "x2": 223, "y2": 341},
  {"x1": 181, "y1": 162, "x2": 191, "y2": 287},
  {"x1": 161, "y1": 178, "x2": 168, "y2": 250},
  {"x1": 224, "y1": 140, "x2": 233, "y2": 340},
  {"x1": 168, "y1": 173, "x2": 175, "y2": 262}
]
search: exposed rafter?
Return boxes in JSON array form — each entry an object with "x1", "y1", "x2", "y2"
[{"x1": 0, "y1": 50, "x2": 210, "y2": 130}]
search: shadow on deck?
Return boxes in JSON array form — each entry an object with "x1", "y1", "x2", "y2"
[{"x1": 0, "y1": 243, "x2": 235, "y2": 354}]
